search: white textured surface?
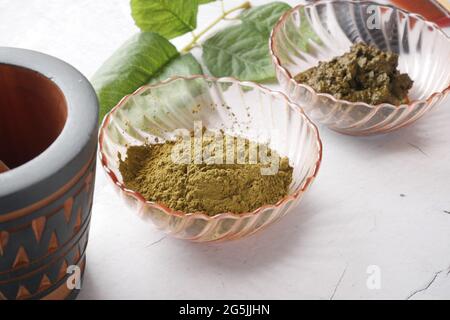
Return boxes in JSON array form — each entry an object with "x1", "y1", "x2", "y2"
[{"x1": 1, "y1": 0, "x2": 449, "y2": 300}]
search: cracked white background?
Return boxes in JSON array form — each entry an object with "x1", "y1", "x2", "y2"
[{"x1": 1, "y1": 0, "x2": 449, "y2": 300}]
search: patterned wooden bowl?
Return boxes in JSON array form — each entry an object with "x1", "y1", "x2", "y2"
[{"x1": 0, "y1": 48, "x2": 98, "y2": 300}]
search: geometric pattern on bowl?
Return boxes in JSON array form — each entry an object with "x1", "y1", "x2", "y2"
[
  {"x1": 270, "y1": 0, "x2": 450, "y2": 135},
  {"x1": 99, "y1": 76, "x2": 322, "y2": 242},
  {"x1": 0, "y1": 154, "x2": 95, "y2": 300}
]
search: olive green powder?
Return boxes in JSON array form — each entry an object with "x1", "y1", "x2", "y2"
[
  {"x1": 119, "y1": 131, "x2": 293, "y2": 216},
  {"x1": 294, "y1": 43, "x2": 413, "y2": 105}
]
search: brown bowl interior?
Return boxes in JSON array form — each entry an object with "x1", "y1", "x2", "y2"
[{"x1": 0, "y1": 64, "x2": 67, "y2": 169}]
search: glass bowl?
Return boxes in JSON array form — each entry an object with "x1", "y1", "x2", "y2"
[
  {"x1": 270, "y1": 0, "x2": 450, "y2": 136},
  {"x1": 99, "y1": 76, "x2": 322, "y2": 242}
]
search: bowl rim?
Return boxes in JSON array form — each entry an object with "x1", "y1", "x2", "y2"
[
  {"x1": 0, "y1": 47, "x2": 98, "y2": 213},
  {"x1": 269, "y1": 0, "x2": 450, "y2": 111},
  {"x1": 98, "y1": 75, "x2": 323, "y2": 221}
]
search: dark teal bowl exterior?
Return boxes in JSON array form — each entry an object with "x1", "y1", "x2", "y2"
[{"x1": 0, "y1": 48, "x2": 98, "y2": 300}]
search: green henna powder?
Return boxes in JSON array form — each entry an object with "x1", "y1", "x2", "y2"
[
  {"x1": 294, "y1": 43, "x2": 413, "y2": 105},
  {"x1": 119, "y1": 130, "x2": 293, "y2": 216}
]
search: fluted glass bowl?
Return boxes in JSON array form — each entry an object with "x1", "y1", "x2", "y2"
[
  {"x1": 99, "y1": 76, "x2": 322, "y2": 242},
  {"x1": 270, "y1": 0, "x2": 450, "y2": 136}
]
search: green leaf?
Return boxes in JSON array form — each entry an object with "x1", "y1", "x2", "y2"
[
  {"x1": 202, "y1": 2, "x2": 291, "y2": 82},
  {"x1": 131, "y1": 0, "x2": 199, "y2": 39},
  {"x1": 149, "y1": 53, "x2": 203, "y2": 84},
  {"x1": 92, "y1": 32, "x2": 179, "y2": 120},
  {"x1": 240, "y1": 2, "x2": 291, "y2": 34},
  {"x1": 297, "y1": 12, "x2": 321, "y2": 51},
  {"x1": 203, "y1": 25, "x2": 273, "y2": 82}
]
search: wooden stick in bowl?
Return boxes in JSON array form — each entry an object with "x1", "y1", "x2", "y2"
[{"x1": 0, "y1": 160, "x2": 10, "y2": 173}]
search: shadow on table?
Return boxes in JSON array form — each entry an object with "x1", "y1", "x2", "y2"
[
  {"x1": 77, "y1": 266, "x2": 100, "y2": 300},
  {"x1": 326, "y1": 99, "x2": 450, "y2": 157},
  {"x1": 178, "y1": 193, "x2": 330, "y2": 274}
]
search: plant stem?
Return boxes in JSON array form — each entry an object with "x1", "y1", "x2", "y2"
[{"x1": 181, "y1": 1, "x2": 251, "y2": 53}]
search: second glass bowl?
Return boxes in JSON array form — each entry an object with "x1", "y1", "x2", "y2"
[
  {"x1": 99, "y1": 76, "x2": 322, "y2": 242},
  {"x1": 270, "y1": 0, "x2": 450, "y2": 136}
]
